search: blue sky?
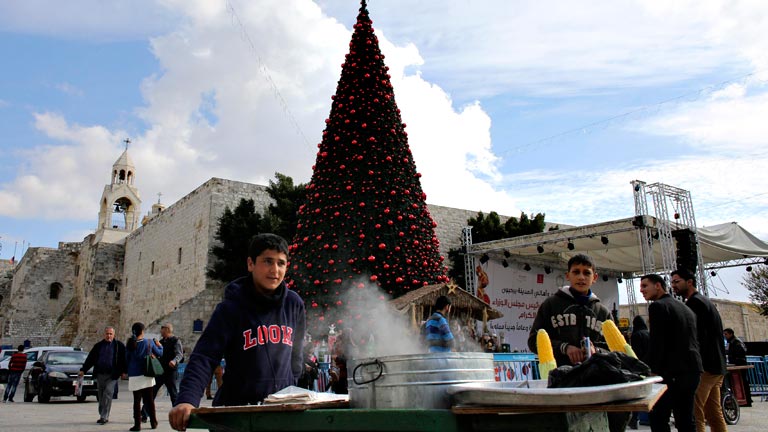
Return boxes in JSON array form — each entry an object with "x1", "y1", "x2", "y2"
[{"x1": 1, "y1": 0, "x2": 766, "y2": 303}]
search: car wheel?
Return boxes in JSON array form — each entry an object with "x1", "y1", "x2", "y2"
[
  {"x1": 77, "y1": 394, "x2": 87, "y2": 402},
  {"x1": 23, "y1": 382, "x2": 35, "y2": 402},
  {"x1": 38, "y1": 386, "x2": 51, "y2": 403}
]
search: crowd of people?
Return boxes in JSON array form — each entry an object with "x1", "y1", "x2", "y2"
[
  {"x1": 6, "y1": 233, "x2": 753, "y2": 432},
  {"x1": 74, "y1": 321, "x2": 184, "y2": 431}
]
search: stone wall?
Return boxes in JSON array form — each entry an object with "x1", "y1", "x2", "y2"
[
  {"x1": 70, "y1": 239, "x2": 125, "y2": 348},
  {"x1": 119, "y1": 178, "x2": 272, "y2": 344},
  {"x1": 144, "y1": 283, "x2": 227, "y2": 351},
  {"x1": 427, "y1": 204, "x2": 480, "y2": 258},
  {"x1": 0, "y1": 260, "x2": 14, "y2": 312},
  {"x1": 0, "y1": 246, "x2": 79, "y2": 347},
  {"x1": 619, "y1": 298, "x2": 768, "y2": 342}
]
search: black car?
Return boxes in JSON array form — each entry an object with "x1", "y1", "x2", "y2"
[{"x1": 24, "y1": 350, "x2": 98, "y2": 403}]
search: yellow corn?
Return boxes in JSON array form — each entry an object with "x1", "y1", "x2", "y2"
[
  {"x1": 536, "y1": 329, "x2": 557, "y2": 380},
  {"x1": 602, "y1": 319, "x2": 637, "y2": 358}
]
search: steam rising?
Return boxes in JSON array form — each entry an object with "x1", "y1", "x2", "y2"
[{"x1": 338, "y1": 278, "x2": 426, "y2": 359}]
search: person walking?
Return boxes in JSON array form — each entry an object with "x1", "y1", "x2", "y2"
[
  {"x1": 3, "y1": 345, "x2": 27, "y2": 403},
  {"x1": 126, "y1": 322, "x2": 163, "y2": 431},
  {"x1": 79, "y1": 326, "x2": 127, "y2": 424},
  {"x1": 141, "y1": 323, "x2": 183, "y2": 422},
  {"x1": 671, "y1": 269, "x2": 728, "y2": 432},
  {"x1": 724, "y1": 328, "x2": 752, "y2": 406},
  {"x1": 640, "y1": 273, "x2": 702, "y2": 432},
  {"x1": 425, "y1": 295, "x2": 455, "y2": 353}
]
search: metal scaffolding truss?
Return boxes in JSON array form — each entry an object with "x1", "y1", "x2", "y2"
[
  {"x1": 631, "y1": 180, "x2": 709, "y2": 296},
  {"x1": 462, "y1": 226, "x2": 477, "y2": 296}
]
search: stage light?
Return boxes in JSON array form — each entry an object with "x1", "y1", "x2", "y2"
[
  {"x1": 746, "y1": 266, "x2": 753, "y2": 272},
  {"x1": 617, "y1": 277, "x2": 623, "y2": 283},
  {"x1": 710, "y1": 271, "x2": 717, "y2": 277},
  {"x1": 503, "y1": 250, "x2": 511, "y2": 258},
  {"x1": 634, "y1": 184, "x2": 641, "y2": 192},
  {"x1": 523, "y1": 264, "x2": 531, "y2": 271},
  {"x1": 567, "y1": 241, "x2": 575, "y2": 250},
  {"x1": 536, "y1": 245, "x2": 544, "y2": 254},
  {"x1": 479, "y1": 254, "x2": 489, "y2": 264},
  {"x1": 602, "y1": 275, "x2": 609, "y2": 282},
  {"x1": 601, "y1": 236, "x2": 609, "y2": 245},
  {"x1": 502, "y1": 259, "x2": 509, "y2": 268},
  {"x1": 544, "y1": 266, "x2": 552, "y2": 274}
]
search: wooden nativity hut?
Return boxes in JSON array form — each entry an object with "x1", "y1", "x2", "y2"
[{"x1": 390, "y1": 281, "x2": 503, "y2": 336}]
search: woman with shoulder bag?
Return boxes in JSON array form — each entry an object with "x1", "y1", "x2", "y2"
[{"x1": 126, "y1": 322, "x2": 163, "y2": 431}]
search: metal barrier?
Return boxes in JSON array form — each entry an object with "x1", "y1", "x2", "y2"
[
  {"x1": 492, "y1": 353, "x2": 540, "y2": 381},
  {"x1": 746, "y1": 355, "x2": 768, "y2": 400}
]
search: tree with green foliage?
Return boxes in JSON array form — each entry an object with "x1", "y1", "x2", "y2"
[
  {"x1": 743, "y1": 265, "x2": 768, "y2": 316},
  {"x1": 263, "y1": 172, "x2": 305, "y2": 241},
  {"x1": 447, "y1": 211, "x2": 549, "y2": 286},
  {"x1": 207, "y1": 198, "x2": 268, "y2": 283},
  {"x1": 207, "y1": 173, "x2": 305, "y2": 283}
]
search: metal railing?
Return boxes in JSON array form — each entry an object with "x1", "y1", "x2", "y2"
[{"x1": 746, "y1": 355, "x2": 768, "y2": 400}]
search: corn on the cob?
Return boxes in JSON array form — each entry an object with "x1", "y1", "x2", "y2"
[
  {"x1": 602, "y1": 319, "x2": 637, "y2": 358},
  {"x1": 536, "y1": 329, "x2": 557, "y2": 380}
]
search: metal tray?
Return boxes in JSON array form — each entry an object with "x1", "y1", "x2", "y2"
[{"x1": 448, "y1": 376, "x2": 663, "y2": 406}]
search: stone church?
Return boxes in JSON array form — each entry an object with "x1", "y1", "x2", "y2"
[{"x1": 0, "y1": 150, "x2": 479, "y2": 350}]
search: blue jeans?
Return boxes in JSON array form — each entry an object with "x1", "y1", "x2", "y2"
[{"x1": 3, "y1": 371, "x2": 22, "y2": 401}]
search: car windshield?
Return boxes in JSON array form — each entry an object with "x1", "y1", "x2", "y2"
[{"x1": 46, "y1": 351, "x2": 87, "y2": 365}]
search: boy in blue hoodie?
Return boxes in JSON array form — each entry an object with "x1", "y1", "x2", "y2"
[{"x1": 169, "y1": 233, "x2": 306, "y2": 431}]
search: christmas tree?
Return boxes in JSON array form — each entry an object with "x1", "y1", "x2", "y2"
[{"x1": 289, "y1": 0, "x2": 448, "y2": 334}]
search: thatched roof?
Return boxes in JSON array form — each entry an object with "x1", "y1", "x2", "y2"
[{"x1": 390, "y1": 281, "x2": 503, "y2": 321}]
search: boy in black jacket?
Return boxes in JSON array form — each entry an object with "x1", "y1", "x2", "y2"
[
  {"x1": 527, "y1": 254, "x2": 611, "y2": 365},
  {"x1": 170, "y1": 234, "x2": 306, "y2": 431},
  {"x1": 528, "y1": 254, "x2": 627, "y2": 432}
]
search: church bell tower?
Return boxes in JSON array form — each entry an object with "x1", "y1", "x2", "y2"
[{"x1": 95, "y1": 139, "x2": 142, "y2": 243}]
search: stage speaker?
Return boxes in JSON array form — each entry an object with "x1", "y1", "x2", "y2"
[{"x1": 672, "y1": 228, "x2": 698, "y2": 272}]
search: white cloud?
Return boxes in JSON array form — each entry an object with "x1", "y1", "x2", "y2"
[
  {"x1": 636, "y1": 83, "x2": 768, "y2": 153},
  {"x1": 0, "y1": 112, "x2": 124, "y2": 219}
]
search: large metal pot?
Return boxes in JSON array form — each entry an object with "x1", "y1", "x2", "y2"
[{"x1": 348, "y1": 352, "x2": 494, "y2": 409}]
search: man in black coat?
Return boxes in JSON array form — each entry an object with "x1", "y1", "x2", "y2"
[
  {"x1": 724, "y1": 327, "x2": 752, "y2": 406},
  {"x1": 640, "y1": 274, "x2": 702, "y2": 432},
  {"x1": 671, "y1": 269, "x2": 728, "y2": 432},
  {"x1": 80, "y1": 326, "x2": 127, "y2": 425}
]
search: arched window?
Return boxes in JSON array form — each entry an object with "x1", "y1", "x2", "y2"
[
  {"x1": 49, "y1": 283, "x2": 63, "y2": 300},
  {"x1": 107, "y1": 279, "x2": 119, "y2": 292}
]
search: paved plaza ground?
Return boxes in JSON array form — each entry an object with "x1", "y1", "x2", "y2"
[{"x1": 1, "y1": 381, "x2": 766, "y2": 431}]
